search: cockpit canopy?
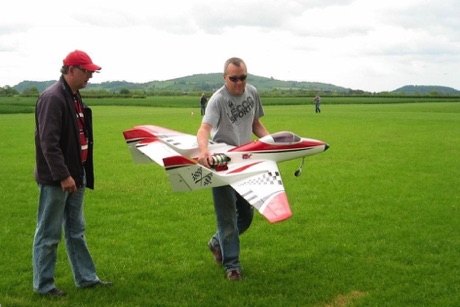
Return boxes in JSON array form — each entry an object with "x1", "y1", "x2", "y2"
[{"x1": 259, "y1": 131, "x2": 301, "y2": 144}]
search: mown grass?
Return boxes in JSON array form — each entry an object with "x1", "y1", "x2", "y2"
[
  {"x1": 0, "y1": 103, "x2": 459, "y2": 306},
  {"x1": 1, "y1": 95, "x2": 460, "y2": 114}
]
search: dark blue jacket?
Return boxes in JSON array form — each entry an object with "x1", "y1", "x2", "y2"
[{"x1": 34, "y1": 76, "x2": 94, "y2": 189}]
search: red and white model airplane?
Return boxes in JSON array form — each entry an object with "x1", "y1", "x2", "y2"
[{"x1": 123, "y1": 125, "x2": 329, "y2": 223}]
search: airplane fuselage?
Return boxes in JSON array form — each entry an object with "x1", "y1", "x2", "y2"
[{"x1": 223, "y1": 132, "x2": 329, "y2": 165}]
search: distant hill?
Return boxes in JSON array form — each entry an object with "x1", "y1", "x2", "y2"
[
  {"x1": 13, "y1": 75, "x2": 460, "y2": 95},
  {"x1": 14, "y1": 80, "x2": 56, "y2": 94},
  {"x1": 392, "y1": 85, "x2": 460, "y2": 95},
  {"x1": 13, "y1": 73, "x2": 350, "y2": 94}
]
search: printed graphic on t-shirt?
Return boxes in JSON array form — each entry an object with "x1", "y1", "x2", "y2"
[{"x1": 226, "y1": 97, "x2": 255, "y2": 124}]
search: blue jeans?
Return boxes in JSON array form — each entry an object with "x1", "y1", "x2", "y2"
[
  {"x1": 33, "y1": 176, "x2": 99, "y2": 293},
  {"x1": 210, "y1": 185, "x2": 254, "y2": 272}
]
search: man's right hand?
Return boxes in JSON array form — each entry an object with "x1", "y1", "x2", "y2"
[{"x1": 60, "y1": 176, "x2": 77, "y2": 193}]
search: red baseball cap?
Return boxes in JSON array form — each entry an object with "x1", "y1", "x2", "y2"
[{"x1": 63, "y1": 50, "x2": 101, "y2": 72}]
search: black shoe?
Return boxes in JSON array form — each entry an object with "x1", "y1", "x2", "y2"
[
  {"x1": 42, "y1": 288, "x2": 66, "y2": 296},
  {"x1": 86, "y1": 280, "x2": 113, "y2": 288}
]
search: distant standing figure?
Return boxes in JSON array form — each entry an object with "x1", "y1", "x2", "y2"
[
  {"x1": 200, "y1": 93, "x2": 208, "y2": 115},
  {"x1": 314, "y1": 95, "x2": 321, "y2": 113}
]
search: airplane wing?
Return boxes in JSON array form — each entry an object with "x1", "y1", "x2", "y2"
[
  {"x1": 163, "y1": 156, "x2": 291, "y2": 223},
  {"x1": 230, "y1": 161, "x2": 291, "y2": 223},
  {"x1": 123, "y1": 125, "x2": 229, "y2": 165}
]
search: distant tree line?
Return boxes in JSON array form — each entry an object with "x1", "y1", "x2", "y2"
[
  {"x1": 2, "y1": 85, "x2": 459, "y2": 99},
  {"x1": 0, "y1": 85, "x2": 20, "y2": 97}
]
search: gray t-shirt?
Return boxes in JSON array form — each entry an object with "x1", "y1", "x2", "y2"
[{"x1": 202, "y1": 84, "x2": 265, "y2": 146}]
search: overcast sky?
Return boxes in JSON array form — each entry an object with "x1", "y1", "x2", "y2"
[{"x1": 1, "y1": 0, "x2": 459, "y2": 92}]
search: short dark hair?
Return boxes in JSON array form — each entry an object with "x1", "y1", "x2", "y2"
[
  {"x1": 60, "y1": 66, "x2": 70, "y2": 74},
  {"x1": 224, "y1": 57, "x2": 246, "y2": 75}
]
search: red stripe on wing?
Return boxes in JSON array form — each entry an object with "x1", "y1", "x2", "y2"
[
  {"x1": 227, "y1": 162, "x2": 263, "y2": 174},
  {"x1": 163, "y1": 155, "x2": 197, "y2": 169}
]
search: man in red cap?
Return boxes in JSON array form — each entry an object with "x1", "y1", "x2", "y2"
[{"x1": 33, "y1": 50, "x2": 111, "y2": 296}]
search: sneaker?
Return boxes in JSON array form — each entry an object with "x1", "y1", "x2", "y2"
[
  {"x1": 42, "y1": 288, "x2": 66, "y2": 296},
  {"x1": 208, "y1": 240, "x2": 222, "y2": 264},
  {"x1": 226, "y1": 270, "x2": 242, "y2": 281}
]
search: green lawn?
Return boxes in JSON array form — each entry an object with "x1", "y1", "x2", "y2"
[{"x1": 0, "y1": 103, "x2": 459, "y2": 306}]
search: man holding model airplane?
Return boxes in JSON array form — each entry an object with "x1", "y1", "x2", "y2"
[{"x1": 197, "y1": 57, "x2": 270, "y2": 281}]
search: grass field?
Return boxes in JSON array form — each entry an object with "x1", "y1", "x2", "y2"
[
  {"x1": 2, "y1": 95, "x2": 460, "y2": 114},
  {"x1": 0, "y1": 103, "x2": 459, "y2": 306}
]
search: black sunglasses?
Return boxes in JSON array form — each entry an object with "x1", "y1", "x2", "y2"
[{"x1": 228, "y1": 74, "x2": 247, "y2": 82}]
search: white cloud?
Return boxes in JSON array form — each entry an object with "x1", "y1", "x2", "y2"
[{"x1": 0, "y1": 0, "x2": 459, "y2": 92}]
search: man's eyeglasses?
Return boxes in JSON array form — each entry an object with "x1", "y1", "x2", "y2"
[
  {"x1": 75, "y1": 66, "x2": 94, "y2": 74},
  {"x1": 228, "y1": 75, "x2": 247, "y2": 82}
]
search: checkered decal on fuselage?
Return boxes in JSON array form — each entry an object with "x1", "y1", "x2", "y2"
[{"x1": 244, "y1": 171, "x2": 283, "y2": 186}]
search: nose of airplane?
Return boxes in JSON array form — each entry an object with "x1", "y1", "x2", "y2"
[{"x1": 324, "y1": 143, "x2": 330, "y2": 151}]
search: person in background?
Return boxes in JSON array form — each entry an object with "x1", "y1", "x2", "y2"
[
  {"x1": 33, "y1": 50, "x2": 112, "y2": 296},
  {"x1": 314, "y1": 95, "x2": 321, "y2": 113},
  {"x1": 196, "y1": 57, "x2": 270, "y2": 281},
  {"x1": 200, "y1": 93, "x2": 208, "y2": 115}
]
